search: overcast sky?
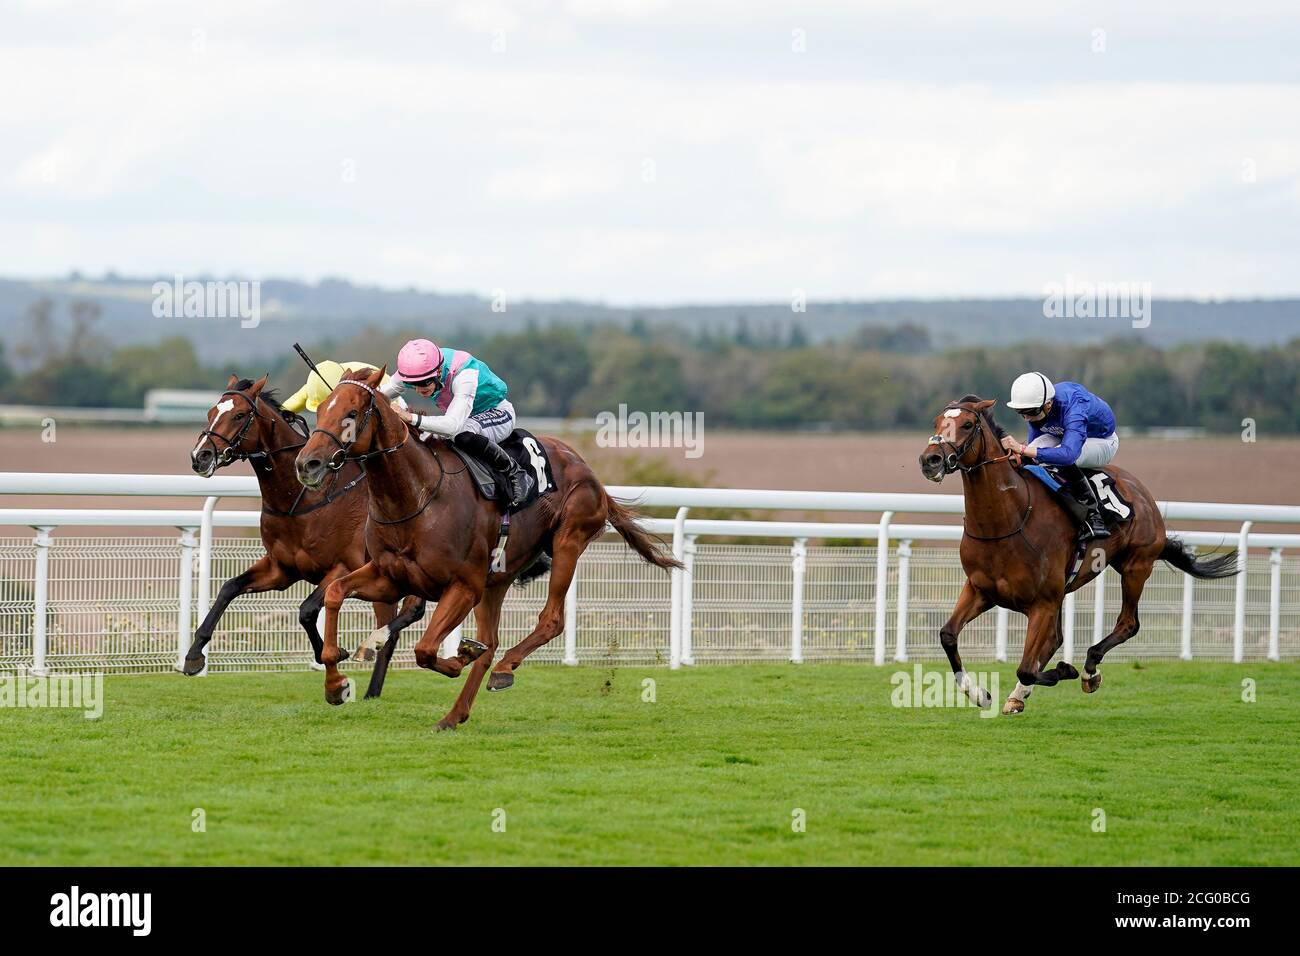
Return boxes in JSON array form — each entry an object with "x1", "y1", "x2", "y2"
[{"x1": 4, "y1": 0, "x2": 1299, "y2": 304}]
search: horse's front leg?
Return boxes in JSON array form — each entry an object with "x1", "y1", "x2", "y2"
[
  {"x1": 940, "y1": 580, "x2": 993, "y2": 708},
  {"x1": 321, "y1": 563, "x2": 401, "y2": 705},
  {"x1": 183, "y1": 555, "x2": 291, "y2": 675},
  {"x1": 1003, "y1": 602, "x2": 1072, "y2": 715}
]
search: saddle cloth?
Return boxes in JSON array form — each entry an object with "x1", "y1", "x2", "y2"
[
  {"x1": 1024, "y1": 464, "x2": 1134, "y2": 530},
  {"x1": 447, "y1": 429, "x2": 557, "y2": 514}
]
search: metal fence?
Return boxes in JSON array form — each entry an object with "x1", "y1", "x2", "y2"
[{"x1": 1, "y1": 533, "x2": 1295, "y2": 675}]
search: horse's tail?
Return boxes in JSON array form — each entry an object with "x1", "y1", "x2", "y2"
[
  {"x1": 604, "y1": 492, "x2": 684, "y2": 571},
  {"x1": 1160, "y1": 535, "x2": 1240, "y2": 579}
]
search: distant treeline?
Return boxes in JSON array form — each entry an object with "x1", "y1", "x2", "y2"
[{"x1": 3, "y1": 298, "x2": 1298, "y2": 434}]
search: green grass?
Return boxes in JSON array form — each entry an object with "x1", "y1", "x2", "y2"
[{"x1": 1, "y1": 662, "x2": 1297, "y2": 866}]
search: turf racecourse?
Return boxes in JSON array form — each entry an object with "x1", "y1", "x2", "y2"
[{"x1": 1, "y1": 662, "x2": 1296, "y2": 866}]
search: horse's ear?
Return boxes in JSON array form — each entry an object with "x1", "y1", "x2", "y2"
[
  {"x1": 367, "y1": 364, "x2": 386, "y2": 387},
  {"x1": 249, "y1": 374, "x2": 269, "y2": 396},
  {"x1": 227, "y1": 374, "x2": 239, "y2": 389},
  {"x1": 974, "y1": 398, "x2": 996, "y2": 411}
]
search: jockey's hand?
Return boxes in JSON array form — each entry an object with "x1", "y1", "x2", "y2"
[
  {"x1": 1008, "y1": 451, "x2": 1023, "y2": 468},
  {"x1": 393, "y1": 406, "x2": 415, "y2": 425},
  {"x1": 1000, "y1": 435, "x2": 1022, "y2": 454}
]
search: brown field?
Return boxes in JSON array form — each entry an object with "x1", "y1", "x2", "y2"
[{"x1": 2, "y1": 425, "x2": 1298, "y2": 535}]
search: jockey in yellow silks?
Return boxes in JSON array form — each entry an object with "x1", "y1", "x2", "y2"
[{"x1": 282, "y1": 360, "x2": 401, "y2": 414}]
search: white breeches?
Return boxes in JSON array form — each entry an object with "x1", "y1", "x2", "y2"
[{"x1": 1028, "y1": 431, "x2": 1119, "y2": 469}]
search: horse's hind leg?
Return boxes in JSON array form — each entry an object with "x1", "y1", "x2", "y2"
[
  {"x1": 940, "y1": 581, "x2": 993, "y2": 708},
  {"x1": 1082, "y1": 559, "x2": 1152, "y2": 693},
  {"x1": 489, "y1": 513, "x2": 601, "y2": 691},
  {"x1": 437, "y1": 583, "x2": 508, "y2": 731},
  {"x1": 364, "y1": 596, "x2": 426, "y2": 700}
]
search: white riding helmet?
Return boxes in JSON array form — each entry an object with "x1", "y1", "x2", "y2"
[{"x1": 1007, "y1": 372, "x2": 1055, "y2": 410}]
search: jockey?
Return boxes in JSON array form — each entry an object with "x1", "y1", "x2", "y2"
[
  {"x1": 379, "y1": 338, "x2": 533, "y2": 508},
  {"x1": 1000, "y1": 372, "x2": 1120, "y2": 540},
  {"x1": 282, "y1": 360, "x2": 402, "y2": 414}
]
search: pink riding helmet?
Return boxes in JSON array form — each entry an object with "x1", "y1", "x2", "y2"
[{"x1": 394, "y1": 338, "x2": 443, "y2": 384}]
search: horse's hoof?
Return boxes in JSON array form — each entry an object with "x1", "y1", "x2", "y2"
[
  {"x1": 1002, "y1": 698, "x2": 1025, "y2": 715},
  {"x1": 338, "y1": 647, "x2": 351, "y2": 663},
  {"x1": 358, "y1": 625, "x2": 389, "y2": 657},
  {"x1": 325, "y1": 677, "x2": 354, "y2": 706},
  {"x1": 487, "y1": 671, "x2": 514, "y2": 692},
  {"x1": 435, "y1": 716, "x2": 459, "y2": 732},
  {"x1": 354, "y1": 646, "x2": 375, "y2": 663},
  {"x1": 309, "y1": 660, "x2": 326, "y2": 672},
  {"x1": 181, "y1": 654, "x2": 206, "y2": 676},
  {"x1": 1081, "y1": 670, "x2": 1102, "y2": 694},
  {"x1": 458, "y1": 638, "x2": 488, "y2": 662},
  {"x1": 1059, "y1": 662, "x2": 1079, "y2": 680},
  {"x1": 975, "y1": 688, "x2": 993, "y2": 709}
]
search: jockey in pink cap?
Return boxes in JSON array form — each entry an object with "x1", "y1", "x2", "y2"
[{"x1": 381, "y1": 338, "x2": 533, "y2": 507}]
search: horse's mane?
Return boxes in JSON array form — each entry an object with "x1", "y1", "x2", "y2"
[
  {"x1": 231, "y1": 377, "x2": 286, "y2": 410},
  {"x1": 953, "y1": 393, "x2": 1008, "y2": 442},
  {"x1": 230, "y1": 377, "x2": 308, "y2": 435}
]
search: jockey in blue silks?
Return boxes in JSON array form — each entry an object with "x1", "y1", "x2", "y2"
[{"x1": 1000, "y1": 372, "x2": 1120, "y2": 540}]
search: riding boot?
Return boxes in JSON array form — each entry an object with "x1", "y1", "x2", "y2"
[
  {"x1": 454, "y1": 432, "x2": 534, "y2": 508},
  {"x1": 1058, "y1": 464, "x2": 1110, "y2": 540}
]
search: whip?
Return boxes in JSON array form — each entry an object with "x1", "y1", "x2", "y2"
[{"x1": 292, "y1": 342, "x2": 336, "y2": 391}]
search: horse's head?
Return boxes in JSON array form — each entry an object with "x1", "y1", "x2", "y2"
[
  {"x1": 295, "y1": 365, "x2": 399, "y2": 489},
  {"x1": 191, "y1": 374, "x2": 271, "y2": 477},
  {"x1": 918, "y1": 396, "x2": 999, "y2": 482}
]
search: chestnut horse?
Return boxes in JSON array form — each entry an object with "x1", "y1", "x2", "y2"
[
  {"x1": 185, "y1": 375, "x2": 425, "y2": 676},
  {"x1": 918, "y1": 396, "x2": 1238, "y2": 714},
  {"x1": 294, "y1": 365, "x2": 682, "y2": 729}
]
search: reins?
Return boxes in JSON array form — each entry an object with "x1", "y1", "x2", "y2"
[
  {"x1": 931, "y1": 403, "x2": 1036, "y2": 546},
  {"x1": 199, "y1": 389, "x2": 365, "y2": 517},
  {"x1": 312, "y1": 379, "x2": 448, "y2": 526},
  {"x1": 310, "y1": 380, "x2": 408, "y2": 470}
]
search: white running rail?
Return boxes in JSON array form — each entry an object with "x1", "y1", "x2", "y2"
[{"x1": 1, "y1": 473, "x2": 1297, "y2": 674}]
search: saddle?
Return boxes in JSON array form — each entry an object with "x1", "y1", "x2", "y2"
[
  {"x1": 1025, "y1": 464, "x2": 1134, "y2": 585},
  {"x1": 444, "y1": 428, "x2": 556, "y2": 515}
]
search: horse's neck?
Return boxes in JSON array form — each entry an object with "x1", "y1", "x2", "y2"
[
  {"x1": 251, "y1": 418, "x2": 308, "y2": 509},
  {"x1": 363, "y1": 431, "x2": 440, "y2": 519},
  {"x1": 959, "y1": 457, "x2": 1029, "y2": 538}
]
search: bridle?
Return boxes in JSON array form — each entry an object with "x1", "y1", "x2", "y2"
[
  {"x1": 928, "y1": 404, "x2": 1035, "y2": 544},
  {"x1": 197, "y1": 390, "x2": 309, "y2": 472},
  {"x1": 310, "y1": 380, "x2": 408, "y2": 471},
  {"x1": 309, "y1": 378, "x2": 449, "y2": 525},
  {"x1": 196, "y1": 389, "x2": 364, "y2": 518},
  {"x1": 926, "y1": 404, "x2": 1013, "y2": 476}
]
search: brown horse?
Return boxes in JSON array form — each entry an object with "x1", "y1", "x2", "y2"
[
  {"x1": 293, "y1": 366, "x2": 682, "y2": 729},
  {"x1": 918, "y1": 396, "x2": 1238, "y2": 714},
  {"x1": 185, "y1": 375, "x2": 425, "y2": 677}
]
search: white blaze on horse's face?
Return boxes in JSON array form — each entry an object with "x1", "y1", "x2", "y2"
[
  {"x1": 193, "y1": 398, "x2": 236, "y2": 458},
  {"x1": 938, "y1": 408, "x2": 965, "y2": 444}
]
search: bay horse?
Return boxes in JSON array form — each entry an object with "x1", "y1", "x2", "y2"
[
  {"x1": 294, "y1": 365, "x2": 682, "y2": 730},
  {"x1": 185, "y1": 375, "x2": 426, "y2": 677},
  {"x1": 918, "y1": 396, "x2": 1238, "y2": 714}
]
